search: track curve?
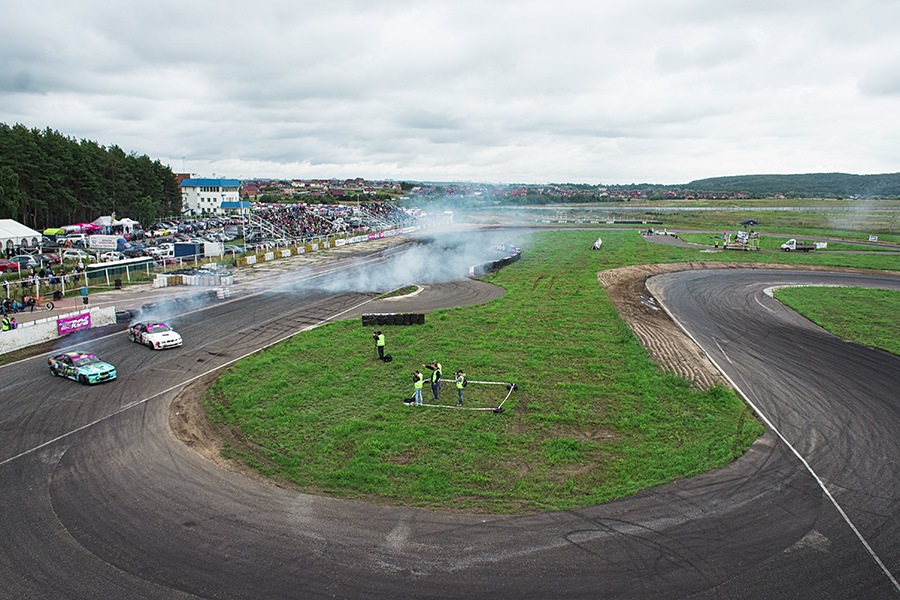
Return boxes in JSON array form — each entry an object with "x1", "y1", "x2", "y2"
[{"x1": 1, "y1": 250, "x2": 898, "y2": 598}]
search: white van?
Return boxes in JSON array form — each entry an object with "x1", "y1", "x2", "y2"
[{"x1": 63, "y1": 233, "x2": 88, "y2": 246}]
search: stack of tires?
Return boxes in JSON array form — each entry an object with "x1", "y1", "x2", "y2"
[{"x1": 362, "y1": 313, "x2": 425, "y2": 326}]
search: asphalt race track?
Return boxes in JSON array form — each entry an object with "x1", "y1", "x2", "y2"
[{"x1": 1, "y1": 239, "x2": 899, "y2": 598}]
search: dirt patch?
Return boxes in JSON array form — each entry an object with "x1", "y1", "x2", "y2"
[
  {"x1": 168, "y1": 370, "x2": 284, "y2": 487},
  {"x1": 597, "y1": 261, "x2": 894, "y2": 390}
]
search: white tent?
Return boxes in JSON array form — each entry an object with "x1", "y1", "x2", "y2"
[
  {"x1": 116, "y1": 217, "x2": 140, "y2": 233},
  {"x1": 92, "y1": 216, "x2": 114, "y2": 230},
  {"x1": 92, "y1": 215, "x2": 140, "y2": 233},
  {"x1": 0, "y1": 219, "x2": 42, "y2": 251}
]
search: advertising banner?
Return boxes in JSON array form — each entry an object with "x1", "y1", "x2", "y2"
[
  {"x1": 58, "y1": 312, "x2": 92, "y2": 336},
  {"x1": 88, "y1": 235, "x2": 120, "y2": 250}
]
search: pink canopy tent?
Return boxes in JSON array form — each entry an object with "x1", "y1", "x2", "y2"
[{"x1": 66, "y1": 222, "x2": 101, "y2": 234}]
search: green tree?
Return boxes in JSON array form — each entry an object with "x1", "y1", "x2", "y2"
[{"x1": 0, "y1": 166, "x2": 24, "y2": 219}]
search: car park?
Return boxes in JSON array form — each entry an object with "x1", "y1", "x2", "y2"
[
  {"x1": 48, "y1": 351, "x2": 117, "y2": 384},
  {"x1": 129, "y1": 322, "x2": 183, "y2": 350}
]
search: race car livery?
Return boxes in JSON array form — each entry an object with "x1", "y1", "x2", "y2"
[
  {"x1": 48, "y1": 352, "x2": 117, "y2": 384},
  {"x1": 129, "y1": 322, "x2": 183, "y2": 350}
]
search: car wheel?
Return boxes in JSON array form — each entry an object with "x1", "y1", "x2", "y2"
[
  {"x1": 146, "y1": 339, "x2": 154, "y2": 349},
  {"x1": 79, "y1": 374, "x2": 88, "y2": 385},
  {"x1": 51, "y1": 366, "x2": 60, "y2": 377}
]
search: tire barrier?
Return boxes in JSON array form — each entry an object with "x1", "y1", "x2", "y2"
[
  {"x1": 362, "y1": 313, "x2": 425, "y2": 327},
  {"x1": 115, "y1": 309, "x2": 133, "y2": 323},
  {"x1": 139, "y1": 290, "x2": 230, "y2": 318},
  {"x1": 469, "y1": 251, "x2": 521, "y2": 278}
]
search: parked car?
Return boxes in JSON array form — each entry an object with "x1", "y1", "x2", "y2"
[
  {"x1": 62, "y1": 249, "x2": 94, "y2": 262},
  {"x1": 36, "y1": 253, "x2": 61, "y2": 265},
  {"x1": 0, "y1": 258, "x2": 21, "y2": 273},
  {"x1": 63, "y1": 234, "x2": 88, "y2": 247},
  {"x1": 10, "y1": 254, "x2": 39, "y2": 270},
  {"x1": 99, "y1": 251, "x2": 126, "y2": 262}
]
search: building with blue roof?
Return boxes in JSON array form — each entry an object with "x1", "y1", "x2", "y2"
[{"x1": 180, "y1": 178, "x2": 242, "y2": 215}]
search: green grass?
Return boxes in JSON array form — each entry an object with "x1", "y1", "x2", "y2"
[
  {"x1": 206, "y1": 230, "x2": 768, "y2": 513},
  {"x1": 203, "y1": 227, "x2": 898, "y2": 513},
  {"x1": 774, "y1": 287, "x2": 900, "y2": 356}
]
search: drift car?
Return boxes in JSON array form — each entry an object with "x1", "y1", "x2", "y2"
[
  {"x1": 48, "y1": 352, "x2": 117, "y2": 385},
  {"x1": 129, "y1": 322, "x2": 183, "y2": 350}
]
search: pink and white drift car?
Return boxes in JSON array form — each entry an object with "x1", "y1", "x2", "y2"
[{"x1": 129, "y1": 322, "x2": 183, "y2": 350}]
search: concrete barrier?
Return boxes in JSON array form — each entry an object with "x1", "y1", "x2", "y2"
[{"x1": 0, "y1": 306, "x2": 117, "y2": 355}]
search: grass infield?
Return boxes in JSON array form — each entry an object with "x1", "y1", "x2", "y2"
[
  {"x1": 204, "y1": 228, "x2": 897, "y2": 513},
  {"x1": 774, "y1": 286, "x2": 900, "y2": 357}
]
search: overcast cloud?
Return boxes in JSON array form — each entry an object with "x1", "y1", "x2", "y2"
[{"x1": 2, "y1": 0, "x2": 898, "y2": 184}]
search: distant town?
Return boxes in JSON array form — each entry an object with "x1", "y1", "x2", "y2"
[
  {"x1": 233, "y1": 176, "x2": 884, "y2": 204},
  {"x1": 236, "y1": 177, "x2": 769, "y2": 201}
]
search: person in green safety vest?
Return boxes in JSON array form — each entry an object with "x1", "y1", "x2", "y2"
[
  {"x1": 455, "y1": 370, "x2": 467, "y2": 407},
  {"x1": 376, "y1": 331, "x2": 386, "y2": 360},
  {"x1": 423, "y1": 360, "x2": 442, "y2": 402},
  {"x1": 412, "y1": 370, "x2": 424, "y2": 405}
]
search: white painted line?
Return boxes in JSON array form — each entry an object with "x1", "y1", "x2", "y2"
[
  {"x1": 654, "y1": 296, "x2": 900, "y2": 592},
  {"x1": 754, "y1": 294, "x2": 778, "y2": 314},
  {"x1": 0, "y1": 294, "x2": 377, "y2": 469}
]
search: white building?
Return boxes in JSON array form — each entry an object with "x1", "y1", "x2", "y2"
[{"x1": 180, "y1": 178, "x2": 241, "y2": 216}]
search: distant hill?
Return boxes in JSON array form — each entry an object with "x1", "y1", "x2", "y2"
[{"x1": 684, "y1": 173, "x2": 900, "y2": 198}]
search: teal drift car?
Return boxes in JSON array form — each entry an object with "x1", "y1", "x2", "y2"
[{"x1": 48, "y1": 351, "x2": 117, "y2": 385}]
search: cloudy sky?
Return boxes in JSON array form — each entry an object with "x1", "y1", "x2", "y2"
[{"x1": 2, "y1": 0, "x2": 898, "y2": 184}]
